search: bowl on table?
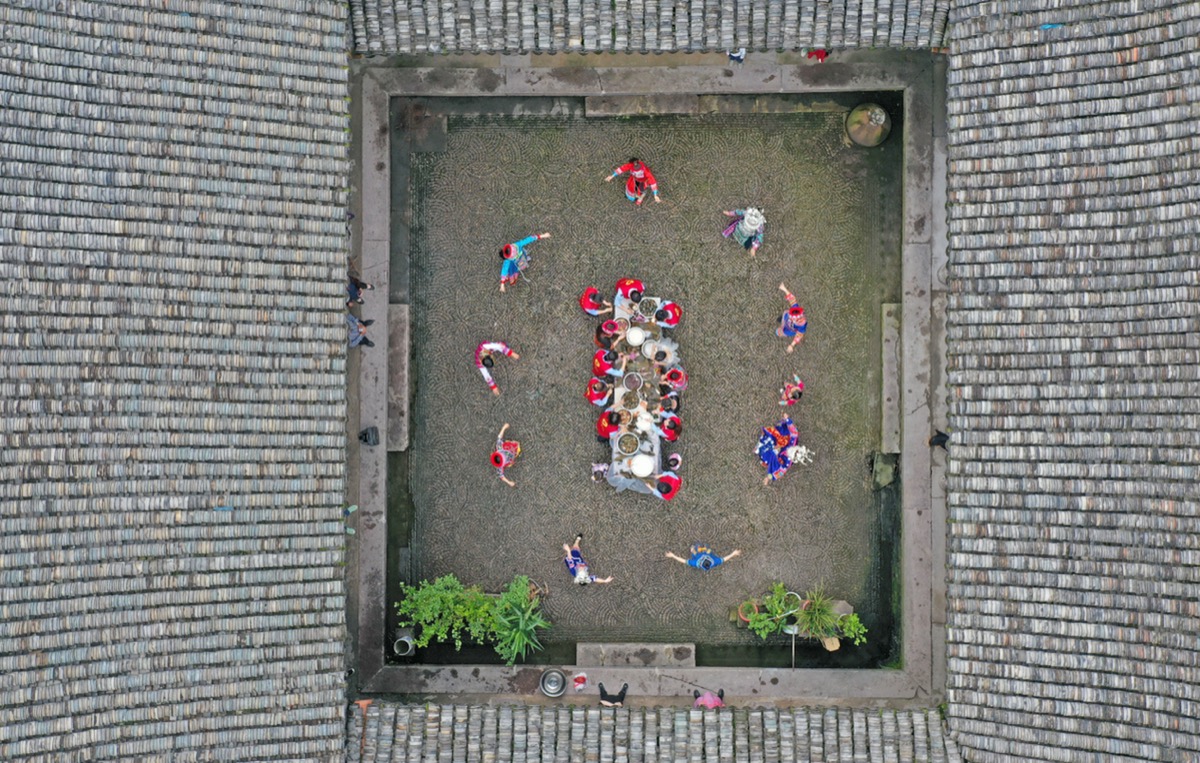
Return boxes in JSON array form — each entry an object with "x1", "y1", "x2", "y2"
[
  {"x1": 639, "y1": 298, "x2": 659, "y2": 316},
  {"x1": 630, "y1": 453, "x2": 656, "y2": 478},
  {"x1": 621, "y1": 391, "x2": 640, "y2": 410},
  {"x1": 617, "y1": 434, "x2": 639, "y2": 456},
  {"x1": 623, "y1": 373, "x2": 643, "y2": 391},
  {"x1": 625, "y1": 326, "x2": 647, "y2": 347},
  {"x1": 615, "y1": 317, "x2": 630, "y2": 331}
]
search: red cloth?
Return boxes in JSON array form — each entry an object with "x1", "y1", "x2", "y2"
[
  {"x1": 596, "y1": 411, "x2": 621, "y2": 439},
  {"x1": 579, "y1": 286, "x2": 605, "y2": 315},
  {"x1": 807, "y1": 49, "x2": 828, "y2": 62},
  {"x1": 616, "y1": 278, "x2": 645, "y2": 299}
]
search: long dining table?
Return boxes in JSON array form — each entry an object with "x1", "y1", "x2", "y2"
[{"x1": 605, "y1": 295, "x2": 675, "y2": 494}]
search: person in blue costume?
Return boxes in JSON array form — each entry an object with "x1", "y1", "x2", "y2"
[
  {"x1": 498, "y1": 231, "x2": 551, "y2": 292},
  {"x1": 757, "y1": 416, "x2": 801, "y2": 485}
]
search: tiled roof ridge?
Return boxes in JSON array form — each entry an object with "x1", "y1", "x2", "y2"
[
  {"x1": 0, "y1": 1, "x2": 349, "y2": 759},
  {"x1": 346, "y1": 0, "x2": 950, "y2": 54},
  {"x1": 346, "y1": 702, "x2": 962, "y2": 762},
  {"x1": 943, "y1": 0, "x2": 1200, "y2": 759}
]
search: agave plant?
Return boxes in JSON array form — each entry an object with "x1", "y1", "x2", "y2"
[
  {"x1": 491, "y1": 576, "x2": 551, "y2": 665},
  {"x1": 796, "y1": 588, "x2": 840, "y2": 639}
]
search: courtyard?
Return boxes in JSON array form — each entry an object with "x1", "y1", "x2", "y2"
[{"x1": 388, "y1": 101, "x2": 904, "y2": 667}]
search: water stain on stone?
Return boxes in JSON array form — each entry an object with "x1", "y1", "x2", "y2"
[{"x1": 474, "y1": 69, "x2": 502, "y2": 93}]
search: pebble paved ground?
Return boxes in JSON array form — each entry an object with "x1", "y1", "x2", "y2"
[{"x1": 403, "y1": 111, "x2": 903, "y2": 652}]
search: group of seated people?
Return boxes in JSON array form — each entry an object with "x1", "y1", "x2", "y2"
[{"x1": 583, "y1": 278, "x2": 685, "y2": 501}]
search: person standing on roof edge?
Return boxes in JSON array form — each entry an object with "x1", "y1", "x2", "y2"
[{"x1": 605, "y1": 158, "x2": 661, "y2": 206}]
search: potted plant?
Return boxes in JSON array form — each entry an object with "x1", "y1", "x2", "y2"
[
  {"x1": 491, "y1": 575, "x2": 551, "y2": 665},
  {"x1": 394, "y1": 574, "x2": 493, "y2": 650},
  {"x1": 394, "y1": 574, "x2": 553, "y2": 664},
  {"x1": 838, "y1": 613, "x2": 868, "y2": 646},
  {"x1": 794, "y1": 588, "x2": 841, "y2": 649},
  {"x1": 745, "y1": 583, "x2": 802, "y2": 640}
]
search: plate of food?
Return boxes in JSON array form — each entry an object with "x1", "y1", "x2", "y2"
[
  {"x1": 621, "y1": 391, "x2": 640, "y2": 410},
  {"x1": 626, "y1": 326, "x2": 647, "y2": 346},
  {"x1": 623, "y1": 372, "x2": 643, "y2": 390},
  {"x1": 615, "y1": 317, "x2": 629, "y2": 331},
  {"x1": 630, "y1": 453, "x2": 656, "y2": 478},
  {"x1": 639, "y1": 298, "x2": 658, "y2": 315},
  {"x1": 617, "y1": 434, "x2": 639, "y2": 456}
]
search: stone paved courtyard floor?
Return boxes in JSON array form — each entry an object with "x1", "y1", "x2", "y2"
[{"x1": 395, "y1": 106, "x2": 903, "y2": 663}]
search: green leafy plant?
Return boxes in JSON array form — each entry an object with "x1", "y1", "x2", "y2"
[
  {"x1": 394, "y1": 575, "x2": 493, "y2": 650},
  {"x1": 796, "y1": 588, "x2": 839, "y2": 639},
  {"x1": 746, "y1": 583, "x2": 798, "y2": 640},
  {"x1": 491, "y1": 576, "x2": 550, "y2": 665},
  {"x1": 838, "y1": 613, "x2": 868, "y2": 646}
]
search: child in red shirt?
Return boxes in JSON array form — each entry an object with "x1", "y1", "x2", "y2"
[
  {"x1": 657, "y1": 413, "x2": 681, "y2": 443},
  {"x1": 579, "y1": 286, "x2": 613, "y2": 316}
]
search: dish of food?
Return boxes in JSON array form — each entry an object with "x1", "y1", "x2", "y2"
[
  {"x1": 639, "y1": 298, "x2": 658, "y2": 315},
  {"x1": 626, "y1": 326, "x2": 647, "y2": 346},
  {"x1": 630, "y1": 454, "x2": 656, "y2": 478},
  {"x1": 621, "y1": 391, "x2": 640, "y2": 410},
  {"x1": 623, "y1": 373, "x2": 643, "y2": 390},
  {"x1": 617, "y1": 434, "x2": 639, "y2": 456},
  {"x1": 615, "y1": 317, "x2": 629, "y2": 331}
]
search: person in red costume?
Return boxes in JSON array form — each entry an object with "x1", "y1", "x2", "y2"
[
  {"x1": 596, "y1": 410, "x2": 622, "y2": 442},
  {"x1": 586, "y1": 377, "x2": 614, "y2": 407},
  {"x1": 653, "y1": 301, "x2": 681, "y2": 328},
  {"x1": 593, "y1": 349, "x2": 627, "y2": 379},
  {"x1": 579, "y1": 286, "x2": 613, "y2": 316},
  {"x1": 642, "y1": 470, "x2": 681, "y2": 501},
  {"x1": 604, "y1": 158, "x2": 661, "y2": 206},
  {"x1": 615, "y1": 277, "x2": 645, "y2": 303}
]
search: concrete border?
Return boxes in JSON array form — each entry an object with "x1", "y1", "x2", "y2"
[{"x1": 350, "y1": 52, "x2": 945, "y2": 705}]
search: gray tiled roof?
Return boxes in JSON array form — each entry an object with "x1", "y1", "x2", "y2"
[
  {"x1": 347, "y1": 0, "x2": 949, "y2": 55},
  {"x1": 943, "y1": 1, "x2": 1200, "y2": 761},
  {"x1": 347, "y1": 703, "x2": 961, "y2": 762},
  {"x1": 0, "y1": 1, "x2": 350, "y2": 760}
]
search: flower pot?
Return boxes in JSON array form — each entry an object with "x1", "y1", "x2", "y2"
[
  {"x1": 737, "y1": 600, "x2": 759, "y2": 623},
  {"x1": 392, "y1": 628, "x2": 416, "y2": 657}
]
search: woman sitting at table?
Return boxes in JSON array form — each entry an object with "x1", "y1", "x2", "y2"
[
  {"x1": 656, "y1": 413, "x2": 681, "y2": 443},
  {"x1": 662, "y1": 366, "x2": 688, "y2": 392},
  {"x1": 593, "y1": 349, "x2": 627, "y2": 379},
  {"x1": 655, "y1": 391, "x2": 681, "y2": 417},
  {"x1": 594, "y1": 319, "x2": 625, "y2": 350},
  {"x1": 757, "y1": 416, "x2": 800, "y2": 485},
  {"x1": 596, "y1": 410, "x2": 623, "y2": 442},
  {"x1": 586, "y1": 377, "x2": 614, "y2": 407},
  {"x1": 642, "y1": 470, "x2": 681, "y2": 501},
  {"x1": 653, "y1": 301, "x2": 681, "y2": 329}
]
